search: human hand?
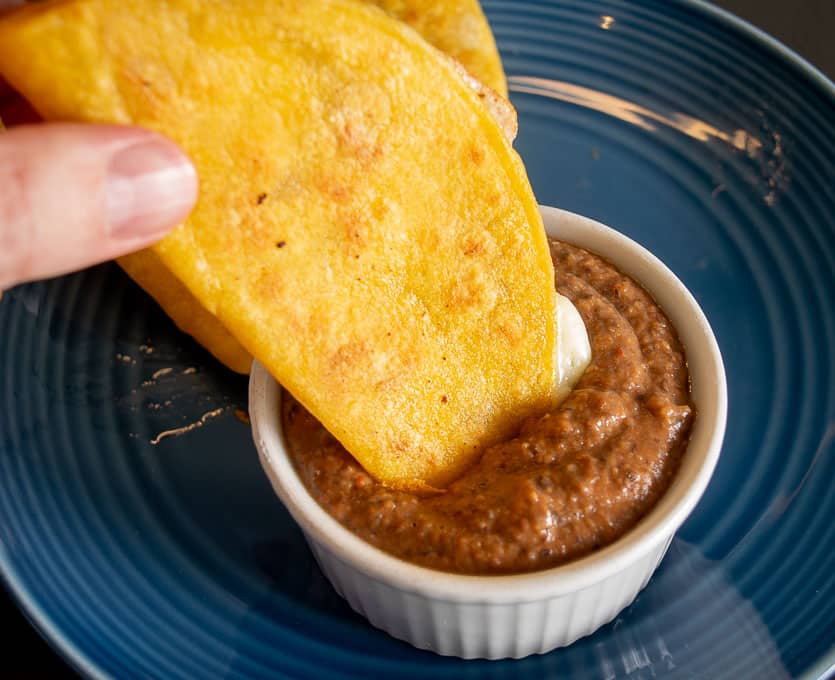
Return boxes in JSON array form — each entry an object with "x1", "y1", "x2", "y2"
[{"x1": 0, "y1": 78, "x2": 198, "y2": 290}]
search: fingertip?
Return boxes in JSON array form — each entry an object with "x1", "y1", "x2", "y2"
[
  {"x1": 0, "y1": 123, "x2": 198, "y2": 288},
  {"x1": 105, "y1": 134, "x2": 198, "y2": 239}
]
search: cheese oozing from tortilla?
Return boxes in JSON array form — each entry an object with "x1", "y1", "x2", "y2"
[{"x1": 553, "y1": 293, "x2": 592, "y2": 404}]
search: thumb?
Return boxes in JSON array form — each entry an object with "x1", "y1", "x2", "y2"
[{"x1": 0, "y1": 123, "x2": 197, "y2": 289}]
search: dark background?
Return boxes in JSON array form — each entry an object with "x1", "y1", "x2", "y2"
[
  {"x1": 720, "y1": 0, "x2": 834, "y2": 78},
  {"x1": 3, "y1": 1, "x2": 834, "y2": 677}
]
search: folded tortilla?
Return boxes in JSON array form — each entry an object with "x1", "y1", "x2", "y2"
[
  {"x1": 117, "y1": 0, "x2": 508, "y2": 375},
  {"x1": 0, "y1": 0, "x2": 555, "y2": 488}
]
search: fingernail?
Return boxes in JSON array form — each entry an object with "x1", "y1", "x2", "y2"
[{"x1": 106, "y1": 138, "x2": 197, "y2": 238}]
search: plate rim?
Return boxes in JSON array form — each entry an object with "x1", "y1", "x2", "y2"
[
  {"x1": 1, "y1": 569, "x2": 103, "y2": 679},
  {"x1": 2, "y1": 1, "x2": 833, "y2": 677}
]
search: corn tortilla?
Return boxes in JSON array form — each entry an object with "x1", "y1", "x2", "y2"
[
  {"x1": 0, "y1": 0, "x2": 555, "y2": 488},
  {"x1": 119, "y1": 0, "x2": 508, "y2": 374}
]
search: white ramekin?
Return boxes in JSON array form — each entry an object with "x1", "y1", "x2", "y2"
[{"x1": 249, "y1": 206, "x2": 727, "y2": 659}]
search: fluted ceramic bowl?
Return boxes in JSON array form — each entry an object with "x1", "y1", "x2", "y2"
[{"x1": 249, "y1": 205, "x2": 727, "y2": 659}]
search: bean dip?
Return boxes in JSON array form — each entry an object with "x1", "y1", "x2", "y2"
[{"x1": 282, "y1": 239, "x2": 693, "y2": 574}]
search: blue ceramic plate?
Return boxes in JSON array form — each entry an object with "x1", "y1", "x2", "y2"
[{"x1": 1, "y1": 1, "x2": 833, "y2": 678}]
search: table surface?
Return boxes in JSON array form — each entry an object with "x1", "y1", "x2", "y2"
[{"x1": 3, "y1": 1, "x2": 834, "y2": 677}]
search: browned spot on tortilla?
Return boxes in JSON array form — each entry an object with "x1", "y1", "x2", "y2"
[
  {"x1": 342, "y1": 211, "x2": 370, "y2": 258},
  {"x1": 462, "y1": 232, "x2": 488, "y2": 256},
  {"x1": 447, "y1": 266, "x2": 496, "y2": 312},
  {"x1": 329, "y1": 340, "x2": 369, "y2": 384},
  {"x1": 336, "y1": 118, "x2": 384, "y2": 163},
  {"x1": 257, "y1": 272, "x2": 281, "y2": 300},
  {"x1": 313, "y1": 173, "x2": 352, "y2": 203},
  {"x1": 494, "y1": 309, "x2": 524, "y2": 345},
  {"x1": 469, "y1": 145, "x2": 485, "y2": 165}
]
